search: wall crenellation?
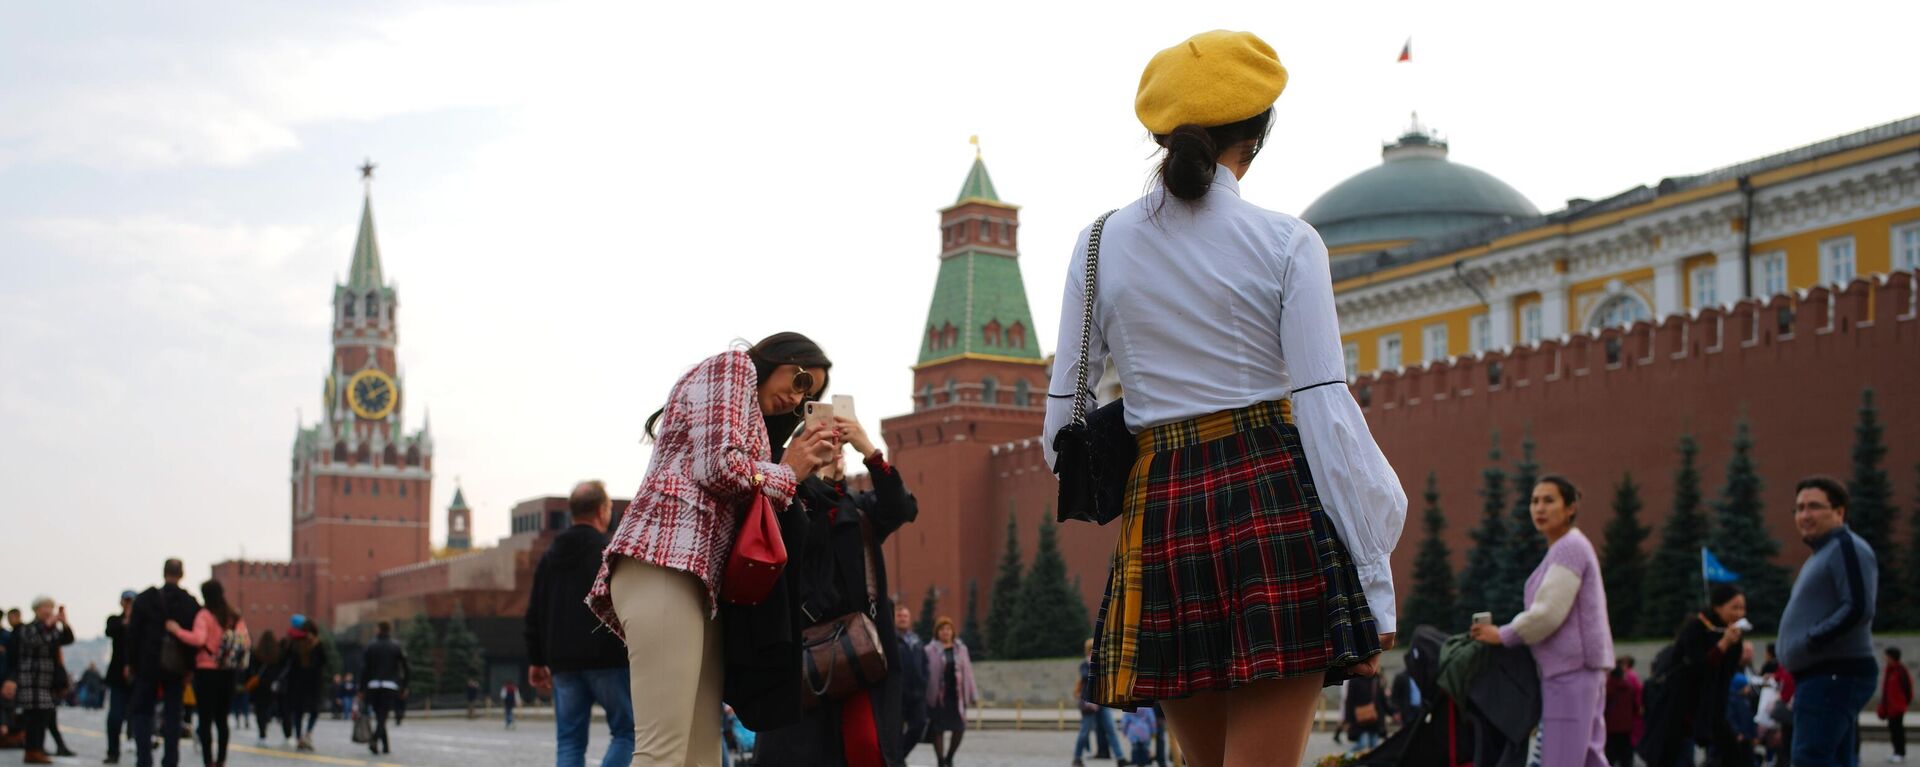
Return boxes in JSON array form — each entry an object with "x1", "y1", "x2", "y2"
[{"x1": 1354, "y1": 271, "x2": 1916, "y2": 413}]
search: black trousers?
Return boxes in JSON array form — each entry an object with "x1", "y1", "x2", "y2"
[
  {"x1": 1606, "y1": 732, "x2": 1634, "y2": 766},
  {"x1": 1892, "y1": 715, "x2": 1907, "y2": 757},
  {"x1": 130, "y1": 674, "x2": 186, "y2": 767},
  {"x1": 193, "y1": 670, "x2": 235, "y2": 767},
  {"x1": 367, "y1": 689, "x2": 397, "y2": 753},
  {"x1": 107, "y1": 683, "x2": 132, "y2": 759},
  {"x1": 20, "y1": 709, "x2": 52, "y2": 754},
  {"x1": 899, "y1": 691, "x2": 927, "y2": 759}
]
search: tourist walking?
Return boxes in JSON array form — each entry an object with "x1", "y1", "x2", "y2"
[
  {"x1": 1073, "y1": 639, "x2": 1124, "y2": 767},
  {"x1": 501, "y1": 682, "x2": 519, "y2": 730},
  {"x1": 129, "y1": 559, "x2": 203, "y2": 767},
  {"x1": 357, "y1": 622, "x2": 409, "y2": 756},
  {"x1": 1637, "y1": 584, "x2": 1749, "y2": 767},
  {"x1": 104, "y1": 590, "x2": 136, "y2": 764},
  {"x1": 587, "y1": 333, "x2": 837, "y2": 767},
  {"x1": 1604, "y1": 660, "x2": 1642, "y2": 767},
  {"x1": 1, "y1": 597, "x2": 75, "y2": 764},
  {"x1": 1779, "y1": 476, "x2": 1879, "y2": 767},
  {"x1": 166, "y1": 580, "x2": 249, "y2": 767},
  {"x1": 923, "y1": 618, "x2": 977, "y2": 767},
  {"x1": 1882, "y1": 647, "x2": 1912, "y2": 763},
  {"x1": 247, "y1": 631, "x2": 279, "y2": 745},
  {"x1": 526, "y1": 480, "x2": 635, "y2": 767},
  {"x1": 1340, "y1": 674, "x2": 1388, "y2": 753},
  {"x1": 1470, "y1": 476, "x2": 1614, "y2": 767},
  {"x1": 893, "y1": 606, "x2": 929, "y2": 761},
  {"x1": 279, "y1": 617, "x2": 325, "y2": 752},
  {"x1": 466, "y1": 679, "x2": 480, "y2": 719},
  {"x1": 1040, "y1": 29, "x2": 1403, "y2": 767}
]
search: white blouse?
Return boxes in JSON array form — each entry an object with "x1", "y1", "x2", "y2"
[{"x1": 1042, "y1": 167, "x2": 1409, "y2": 633}]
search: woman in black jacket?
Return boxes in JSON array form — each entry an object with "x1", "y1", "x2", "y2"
[
  {"x1": 1638, "y1": 584, "x2": 1749, "y2": 767},
  {"x1": 754, "y1": 412, "x2": 919, "y2": 767}
]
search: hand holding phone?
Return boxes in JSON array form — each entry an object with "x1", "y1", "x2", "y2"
[{"x1": 1472, "y1": 612, "x2": 1493, "y2": 626}]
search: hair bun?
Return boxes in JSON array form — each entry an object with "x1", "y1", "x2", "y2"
[{"x1": 1162, "y1": 125, "x2": 1219, "y2": 200}]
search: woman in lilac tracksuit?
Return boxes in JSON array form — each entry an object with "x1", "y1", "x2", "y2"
[{"x1": 1471, "y1": 475, "x2": 1614, "y2": 767}]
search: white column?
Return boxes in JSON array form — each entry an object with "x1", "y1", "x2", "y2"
[
  {"x1": 1715, "y1": 250, "x2": 1746, "y2": 306},
  {"x1": 1487, "y1": 295, "x2": 1515, "y2": 351},
  {"x1": 1540, "y1": 282, "x2": 1570, "y2": 338},
  {"x1": 1653, "y1": 259, "x2": 1685, "y2": 316}
]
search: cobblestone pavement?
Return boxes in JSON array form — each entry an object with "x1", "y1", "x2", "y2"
[{"x1": 43, "y1": 707, "x2": 1901, "y2": 766}]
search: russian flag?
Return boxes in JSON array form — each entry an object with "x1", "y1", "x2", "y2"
[{"x1": 1398, "y1": 38, "x2": 1411, "y2": 63}]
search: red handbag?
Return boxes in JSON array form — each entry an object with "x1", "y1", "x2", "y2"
[{"x1": 720, "y1": 481, "x2": 787, "y2": 605}]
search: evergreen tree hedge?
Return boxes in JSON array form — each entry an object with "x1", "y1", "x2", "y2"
[
  {"x1": 1641, "y1": 435, "x2": 1709, "y2": 637},
  {"x1": 438, "y1": 602, "x2": 486, "y2": 697},
  {"x1": 986, "y1": 511, "x2": 1024, "y2": 660},
  {"x1": 401, "y1": 612, "x2": 439, "y2": 701},
  {"x1": 1007, "y1": 516, "x2": 1090, "y2": 659},
  {"x1": 1404, "y1": 472, "x2": 1458, "y2": 632},
  {"x1": 1846, "y1": 389, "x2": 1903, "y2": 629},
  {"x1": 1459, "y1": 434, "x2": 1510, "y2": 627},
  {"x1": 915, "y1": 584, "x2": 939, "y2": 642},
  {"x1": 1599, "y1": 473, "x2": 1650, "y2": 638}
]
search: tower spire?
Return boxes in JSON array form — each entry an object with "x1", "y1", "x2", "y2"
[{"x1": 347, "y1": 159, "x2": 385, "y2": 292}]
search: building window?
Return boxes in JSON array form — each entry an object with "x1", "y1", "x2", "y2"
[
  {"x1": 342, "y1": 479, "x2": 351, "y2": 495},
  {"x1": 1342, "y1": 342, "x2": 1359, "y2": 380},
  {"x1": 982, "y1": 377, "x2": 998, "y2": 404},
  {"x1": 1520, "y1": 304, "x2": 1544, "y2": 344},
  {"x1": 1008, "y1": 321, "x2": 1026, "y2": 349},
  {"x1": 984, "y1": 320, "x2": 1001, "y2": 346},
  {"x1": 1690, "y1": 266, "x2": 1718, "y2": 309},
  {"x1": 920, "y1": 384, "x2": 934, "y2": 409},
  {"x1": 365, "y1": 292, "x2": 379, "y2": 319},
  {"x1": 943, "y1": 324, "x2": 957, "y2": 349},
  {"x1": 945, "y1": 378, "x2": 957, "y2": 403},
  {"x1": 1422, "y1": 323, "x2": 1449, "y2": 364},
  {"x1": 1469, "y1": 315, "x2": 1492, "y2": 354},
  {"x1": 372, "y1": 481, "x2": 380, "y2": 496},
  {"x1": 1893, "y1": 223, "x2": 1920, "y2": 272},
  {"x1": 1819, "y1": 236, "x2": 1856, "y2": 285},
  {"x1": 1377, "y1": 334, "x2": 1403, "y2": 370},
  {"x1": 1014, "y1": 379, "x2": 1031, "y2": 407},
  {"x1": 1592, "y1": 294, "x2": 1652, "y2": 329},
  {"x1": 1751, "y1": 251, "x2": 1787, "y2": 296},
  {"x1": 344, "y1": 296, "x2": 356, "y2": 318},
  {"x1": 398, "y1": 483, "x2": 406, "y2": 497}
]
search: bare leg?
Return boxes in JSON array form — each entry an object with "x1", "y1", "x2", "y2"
[
  {"x1": 1219, "y1": 676, "x2": 1321, "y2": 767},
  {"x1": 1161, "y1": 694, "x2": 1230, "y2": 767}
]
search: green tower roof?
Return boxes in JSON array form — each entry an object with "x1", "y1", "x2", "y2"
[
  {"x1": 346, "y1": 194, "x2": 386, "y2": 292},
  {"x1": 917, "y1": 251, "x2": 1043, "y2": 366},
  {"x1": 449, "y1": 486, "x2": 468, "y2": 510},
  {"x1": 954, "y1": 155, "x2": 999, "y2": 204}
]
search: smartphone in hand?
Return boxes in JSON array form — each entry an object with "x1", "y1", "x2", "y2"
[
  {"x1": 1472, "y1": 612, "x2": 1493, "y2": 626},
  {"x1": 803, "y1": 401, "x2": 836, "y2": 434}
]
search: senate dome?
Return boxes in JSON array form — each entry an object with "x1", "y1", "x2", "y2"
[{"x1": 1301, "y1": 124, "x2": 1539, "y2": 254}]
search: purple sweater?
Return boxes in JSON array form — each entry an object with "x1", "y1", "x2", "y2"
[{"x1": 1498, "y1": 528, "x2": 1614, "y2": 677}]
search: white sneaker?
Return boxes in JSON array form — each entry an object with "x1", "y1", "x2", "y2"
[{"x1": 1886, "y1": 756, "x2": 1904, "y2": 764}]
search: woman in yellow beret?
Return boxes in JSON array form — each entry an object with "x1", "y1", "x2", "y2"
[{"x1": 1043, "y1": 30, "x2": 1406, "y2": 767}]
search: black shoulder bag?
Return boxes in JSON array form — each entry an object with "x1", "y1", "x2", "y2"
[{"x1": 1052, "y1": 210, "x2": 1136, "y2": 526}]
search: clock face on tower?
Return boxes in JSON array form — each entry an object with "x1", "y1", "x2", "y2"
[{"x1": 348, "y1": 369, "x2": 398, "y2": 420}]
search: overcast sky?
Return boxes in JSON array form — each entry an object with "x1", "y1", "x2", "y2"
[{"x1": 4, "y1": 0, "x2": 1916, "y2": 638}]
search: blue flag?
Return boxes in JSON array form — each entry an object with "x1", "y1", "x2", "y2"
[{"x1": 1702, "y1": 547, "x2": 1741, "y2": 583}]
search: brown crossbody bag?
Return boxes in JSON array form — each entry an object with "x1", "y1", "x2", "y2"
[{"x1": 799, "y1": 515, "x2": 889, "y2": 709}]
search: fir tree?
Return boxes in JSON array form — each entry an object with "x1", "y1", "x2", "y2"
[
  {"x1": 1007, "y1": 516, "x2": 1091, "y2": 659},
  {"x1": 961, "y1": 579, "x2": 986, "y2": 652},
  {"x1": 401, "y1": 613, "x2": 440, "y2": 701},
  {"x1": 1599, "y1": 473, "x2": 1651, "y2": 638},
  {"x1": 438, "y1": 602, "x2": 486, "y2": 697},
  {"x1": 1846, "y1": 389, "x2": 1902, "y2": 629},
  {"x1": 914, "y1": 584, "x2": 939, "y2": 642},
  {"x1": 1709, "y1": 418, "x2": 1790, "y2": 632},
  {"x1": 1458, "y1": 434, "x2": 1509, "y2": 627},
  {"x1": 1906, "y1": 465, "x2": 1920, "y2": 631},
  {"x1": 1641, "y1": 435, "x2": 1710, "y2": 636},
  {"x1": 985, "y1": 510, "x2": 1024, "y2": 660},
  {"x1": 1404, "y1": 472, "x2": 1458, "y2": 632},
  {"x1": 1504, "y1": 435, "x2": 1546, "y2": 597}
]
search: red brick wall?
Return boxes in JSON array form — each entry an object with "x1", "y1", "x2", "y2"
[
  {"x1": 212, "y1": 560, "x2": 304, "y2": 637},
  {"x1": 1355, "y1": 273, "x2": 1920, "y2": 617}
]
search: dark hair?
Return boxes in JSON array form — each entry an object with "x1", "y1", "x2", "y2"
[
  {"x1": 1708, "y1": 583, "x2": 1744, "y2": 609},
  {"x1": 1888, "y1": 646, "x2": 1903, "y2": 661},
  {"x1": 1795, "y1": 475, "x2": 1849, "y2": 512},
  {"x1": 254, "y1": 630, "x2": 280, "y2": 666},
  {"x1": 376, "y1": 621, "x2": 392, "y2": 638},
  {"x1": 164, "y1": 559, "x2": 184, "y2": 579},
  {"x1": 644, "y1": 332, "x2": 832, "y2": 441},
  {"x1": 569, "y1": 480, "x2": 609, "y2": 519},
  {"x1": 200, "y1": 579, "x2": 237, "y2": 628},
  {"x1": 1154, "y1": 108, "x2": 1275, "y2": 202},
  {"x1": 1537, "y1": 475, "x2": 1580, "y2": 506}
]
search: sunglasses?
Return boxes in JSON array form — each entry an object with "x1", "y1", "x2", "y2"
[{"x1": 791, "y1": 366, "x2": 817, "y2": 395}]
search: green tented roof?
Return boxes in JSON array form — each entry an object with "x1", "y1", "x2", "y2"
[
  {"x1": 954, "y1": 156, "x2": 999, "y2": 204},
  {"x1": 449, "y1": 486, "x2": 468, "y2": 510},
  {"x1": 346, "y1": 195, "x2": 386, "y2": 292},
  {"x1": 917, "y1": 250, "x2": 1042, "y2": 365}
]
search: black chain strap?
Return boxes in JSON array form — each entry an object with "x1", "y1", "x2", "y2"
[{"x1": 1070, "y1": 210, "x2": 1119, "y2": 427}]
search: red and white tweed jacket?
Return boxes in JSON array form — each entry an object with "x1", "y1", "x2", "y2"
[{"x1": 587, "y1": 349, "x2": 799, "y2": 636}]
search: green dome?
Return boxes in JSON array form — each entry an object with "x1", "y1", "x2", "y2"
[{"x1": 1301, "y1": 130, "x2": 1539, "y2": 249}]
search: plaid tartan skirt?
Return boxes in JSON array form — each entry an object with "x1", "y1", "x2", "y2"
[{"x1": 1086, "y1": 399, "x2": 1382, "y2": 708}]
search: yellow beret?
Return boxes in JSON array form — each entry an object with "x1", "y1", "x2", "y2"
[{"x1": 1135, "y1": 30, "x2": 1288, "y2": 135}]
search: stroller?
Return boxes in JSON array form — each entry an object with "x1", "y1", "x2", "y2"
[{"x1": 1352, "y1": 625, "x2": 1475, "y2": 767}]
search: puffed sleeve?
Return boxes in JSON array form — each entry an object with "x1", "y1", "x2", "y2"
[
  {"x1": 1276, "y1": 221, "x2": 1409, "y2": 634},
  {"x1": 1044, "y1": 223, "x2": 1109, "y2": 471}
]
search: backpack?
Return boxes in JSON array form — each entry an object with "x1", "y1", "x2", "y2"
[{"x1": 217, "y1": 625, "x2": 251, "y2": 672}]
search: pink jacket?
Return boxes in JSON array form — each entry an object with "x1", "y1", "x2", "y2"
[
  {"x1": 168, "y1": 610, "x2": 247, "y2": 670},
  {"x1": 588, "y1": 350, "x2": 800, "y2": 634},
  {"x1": 925, "y1": 640, "x2": 979, "y2": 709}
]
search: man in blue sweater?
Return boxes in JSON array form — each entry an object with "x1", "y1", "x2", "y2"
[{"x1": 1777, "y1": 476, "x2": 1878, "y2": 767}]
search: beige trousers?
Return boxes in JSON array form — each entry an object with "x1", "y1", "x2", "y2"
[{"x1": 611, "y1": 558, "x2": 723, "y2": 767}]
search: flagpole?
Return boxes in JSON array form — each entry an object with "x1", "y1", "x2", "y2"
[{"x1": 1700, "y1": 547, "x2": 1710, "y2": 610}]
